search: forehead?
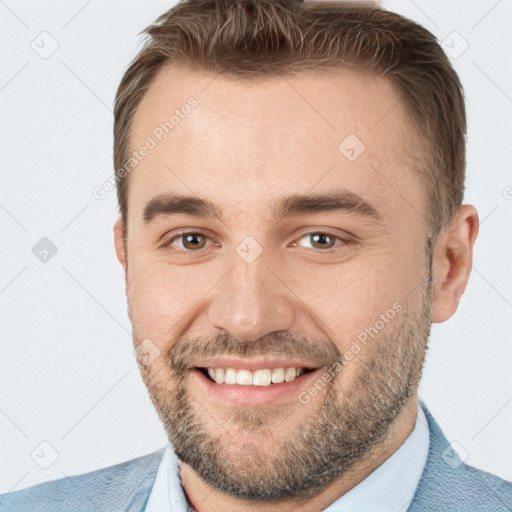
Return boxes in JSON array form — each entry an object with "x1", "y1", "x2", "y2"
[{"x1": 127, "y1": 65, "x2": 422, "y2": 223}]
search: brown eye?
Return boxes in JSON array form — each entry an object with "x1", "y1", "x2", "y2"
[
  {"x1": 163, "y1": 232, "x2": 211, "y2": 253},
  {"x1": 178, "y1": 233, "x2": 207, "y2": 250}
]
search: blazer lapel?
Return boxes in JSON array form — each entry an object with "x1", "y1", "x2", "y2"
[{"x1": 408, "y1": 402, "x2": 511, "y2": 511}]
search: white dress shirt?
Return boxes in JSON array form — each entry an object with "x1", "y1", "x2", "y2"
[{"x1": 145, "y1": 404, "x2": 429, "y2": 512}]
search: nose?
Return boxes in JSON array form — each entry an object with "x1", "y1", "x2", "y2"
[{"x1": 207, "y1": 250, "x2": 295, "y2": 342}]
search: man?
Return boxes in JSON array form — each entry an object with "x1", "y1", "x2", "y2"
[{"x1": 1, "y1": 0, "x2": 511, "y2": 511}]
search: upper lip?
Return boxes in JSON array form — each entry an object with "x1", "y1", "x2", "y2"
[{"x1": 193, "y1": 357, "x2": 320, "y2": 371}]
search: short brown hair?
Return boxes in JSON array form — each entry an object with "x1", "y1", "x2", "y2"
[{"x1": 114, "y1": 0, "x2": 466, "y2": 243}]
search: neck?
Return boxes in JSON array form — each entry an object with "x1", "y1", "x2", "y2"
[{"x1": 180, "y1": 396, "x2": 419, "y2": 512}]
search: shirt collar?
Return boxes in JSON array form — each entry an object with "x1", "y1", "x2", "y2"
[
  {"x1": 145, "y1": 403, "x2": 429, "y2": 512},
  {"x1": 144, "y1": 442, "x2": 189, "y2": 511}
]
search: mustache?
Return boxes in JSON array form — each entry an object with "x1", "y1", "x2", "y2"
[{"x1": 168, "y1": 332, "x2": 342, "y2": 374}]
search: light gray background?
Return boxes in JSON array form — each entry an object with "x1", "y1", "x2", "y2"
[{"x1": 1, "y1": 0, "x2": 511, "y2": 494}]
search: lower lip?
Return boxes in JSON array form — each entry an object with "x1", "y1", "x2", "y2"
[{"x1": 191, "y1": 368, "x2": 324, "y2": 406}]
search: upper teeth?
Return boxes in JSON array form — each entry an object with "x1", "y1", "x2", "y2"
[{"x1": 206, "y1": 367, "x2": 306, "y2": 386}]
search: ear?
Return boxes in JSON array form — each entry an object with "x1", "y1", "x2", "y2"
[
  {"x1": 113, "y1": 216, "x2": 127, "y2": 274},
  {"x1": 430, "y1": 204, "x2": 479, "y2": 323}
]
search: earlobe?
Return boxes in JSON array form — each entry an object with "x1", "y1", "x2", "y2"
[
  {"x1": 430, "y1": 205, "x2": 479, "y2": 323},
  {"x1": 113, "y1": 216, "x2": 127, "y2": 272}
]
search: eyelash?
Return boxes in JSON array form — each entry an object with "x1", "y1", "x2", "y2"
[{"x1": 161, "y1": 230, "x2": 352, "y2": 254}]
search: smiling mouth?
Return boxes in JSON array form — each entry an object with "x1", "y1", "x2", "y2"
[{"x1": 197, "y1": 366, "x2": 316, "y2": 386}]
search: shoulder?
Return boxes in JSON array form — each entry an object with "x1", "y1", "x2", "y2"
[
  {"x1": 0, "y1": 448, "x2": 165, "y2": 512},
  {"x1": 411, "y1": 461, "x2": 512, "y2": 511},
  {"x1": 409, "y1": 402, "x2": 512, "y2": 511}
]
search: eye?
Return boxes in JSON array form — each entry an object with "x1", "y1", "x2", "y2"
[
  {"x1": 163, "y1": 232, "x2": 213, "y2": 253},
  {"x1": 292, "y1": 232, "x2": 348, "y2": 251},
  {"x1": 161, "y1": 230, "x2": 352, "y2": 255}
]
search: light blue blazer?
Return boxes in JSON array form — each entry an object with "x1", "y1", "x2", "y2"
[{"x1": 1, "y1": 402, "x2": 511, "y2": 511}]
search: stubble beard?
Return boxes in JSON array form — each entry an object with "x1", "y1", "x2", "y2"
[{"x1": 133, "y1": 278, "x2": 432, "y2": 503}]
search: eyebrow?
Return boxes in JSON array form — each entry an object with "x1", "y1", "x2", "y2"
[{"x1": 142, "y1": 189, "x2": 381, "y2": 223}]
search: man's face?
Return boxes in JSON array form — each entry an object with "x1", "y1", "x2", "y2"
[{"x1": 118, "y1": 67, "x2": 432, "y2": 500}]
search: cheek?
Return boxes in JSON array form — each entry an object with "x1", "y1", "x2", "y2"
[
  {"x1": 126, "y1": 257, "x2": 219, "y2": 342},
  {"x1": 281, "y1": 244, "x2": 422, "y2": 352}
]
